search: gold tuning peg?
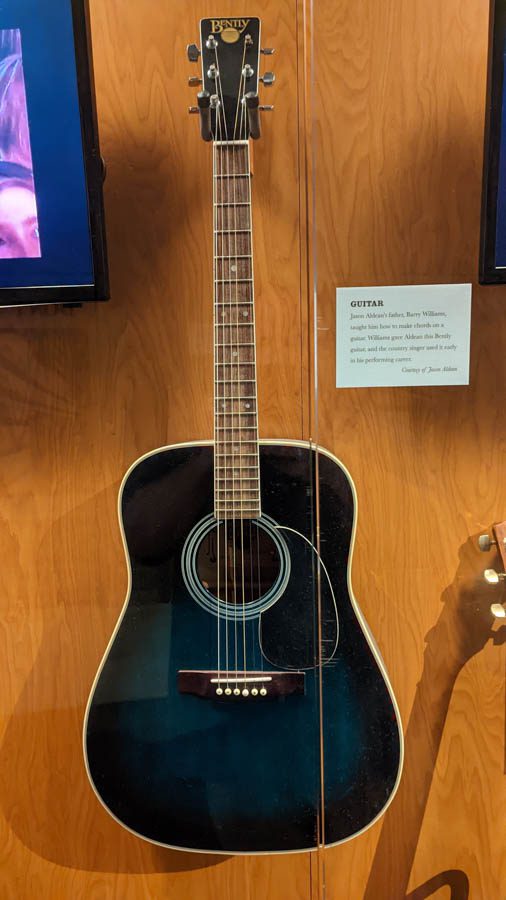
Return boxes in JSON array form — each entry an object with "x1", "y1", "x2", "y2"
[
  {"x1": 484, "y1": 568, "x2": 506, "y2": 585},
  {"x1": 490, "y1": 603, "x2": 506, "y2": 619}
]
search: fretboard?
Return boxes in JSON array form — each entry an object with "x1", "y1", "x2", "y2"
[{"x1": 214, "y1": 142, "x2": 260, "y2": 519}]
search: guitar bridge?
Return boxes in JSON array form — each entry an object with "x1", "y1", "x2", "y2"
[{"x1": 177, "y1": 670, "x2": 305, "y2": 699}]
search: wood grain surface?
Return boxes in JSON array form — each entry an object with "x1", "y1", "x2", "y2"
[{"x1": 0, "y1": 0, "x2": 504, "y2": 898}]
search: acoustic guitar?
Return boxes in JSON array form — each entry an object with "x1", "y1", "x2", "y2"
[{"x1": 83, "y1": 16, "x2": 403, "y2": 854}]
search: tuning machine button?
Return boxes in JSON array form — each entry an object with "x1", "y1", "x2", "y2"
[
  {"x1": 260, "y1": 72, "x2": 275, "y2": 86},
  {"x1": 490, "y1": 603, "x2": 506, "y2": 619},
  {"x1": 187, "y1": 43, "x2": 201, "y2": 62},
  {"x1": 484, "y1": 568, "x2": 506, "y2": 585},
  {"x1": 478, "y1": 533, "x2": 497, "y2": 552}
]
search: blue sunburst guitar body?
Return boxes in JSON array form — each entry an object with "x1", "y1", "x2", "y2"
[
  {"x1": 84, "y1": 441, "x2": 402, "y2": 853},
  {"x1": 84, "y1": 16, "x2": 402, "y2": 854}
]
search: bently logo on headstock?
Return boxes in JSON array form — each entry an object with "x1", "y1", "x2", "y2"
[{"x1": 210, "y1": 18, "x2": 250, "y2": 43}]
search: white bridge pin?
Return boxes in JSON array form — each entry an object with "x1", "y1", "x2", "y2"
[
  {"x1": 260, "y1": 687, "x2": 267, "y2": 696},
  {"x1": 216, "y1": 687, "x2": 223, "y2": 696},
  {"x1": 251, "y1": 688, "x2": 258, "y2": 696},
  {"x1": 233, "y1": 687, "x2": 241, "y2": 696},
  {"x1": 242, "y1": 688, "x2": 249, "y2": 697},
  {"x1": 225, "y1": 687, "x2": 232, "y2": 696}
]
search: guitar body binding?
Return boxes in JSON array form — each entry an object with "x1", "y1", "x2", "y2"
[{"x1": 83, "y1": 439, "x2": 403, "y2": 854}]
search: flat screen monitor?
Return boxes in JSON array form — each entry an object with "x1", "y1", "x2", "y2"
[
  {"x1": 0, "y1": 0, "x2": 108, "y2": 305},
  {"x1": 480, "y1": 0, "x2": 506, "y2": 283}
]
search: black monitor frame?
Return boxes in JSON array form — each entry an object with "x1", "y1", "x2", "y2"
[
  {"x1": 480, "y1": 0, "x2": 506, "y2": 284},
  {"x1": 0, "y1": 0, "x2": 109, "y2": 306}
]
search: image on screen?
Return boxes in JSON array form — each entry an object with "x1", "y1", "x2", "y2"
[{"x1": 0, "y1": 29, "x2": 40, "y2": 260}]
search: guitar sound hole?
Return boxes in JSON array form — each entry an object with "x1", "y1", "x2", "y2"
[{"x1": 196, "y1": 519, "x2": 281, "y2": 606}]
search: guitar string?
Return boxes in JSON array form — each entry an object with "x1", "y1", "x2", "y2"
[
  {"x1": 236, "y1": 62, "x2": 249, "y2": 683},
  {"x1": 230, "y1": 43, "x2": 248, "y2": 681},
  {"x1": 247, "y1": 134, "x2": 264, "y2": 682},
  {"x1": 212, "y1": 111, "x2": 220, "y2": 690},
  {"x1": 213, "y1": 43, "x2": 229, "y2": 688},
  {"x1": 243, "y1": 116, "x2": 258, "y2": 680},
  {"x1": 234, "y1": 85, "x2": 257, "y2": 676},
  {"x1": 215, "y1": 92, "x2": 227, "y2": 689}
]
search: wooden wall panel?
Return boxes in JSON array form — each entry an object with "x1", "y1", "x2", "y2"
[
  {"x1": 0, "y1": 0, "x2": 504, "y2": 898},
  {"x1": 314, "y1": 0, "x2": 506, "y2": 897},
  {"x1": 0, "y1": 2, "x2": 310, "y2": 898}
]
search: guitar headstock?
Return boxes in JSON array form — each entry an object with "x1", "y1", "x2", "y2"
[
  {"x1": 187, "y1": 17, "x2": 275, "y2": 141},
  {"x1": 479, "y1": 520, "x2": 506, "y2": 618}
]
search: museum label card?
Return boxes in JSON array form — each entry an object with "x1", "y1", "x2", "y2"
[{"x1": 336, "y1": 283, "x2": 471, "y2": 388}]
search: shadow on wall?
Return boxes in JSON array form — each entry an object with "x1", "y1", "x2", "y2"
[
  {"x1": 406, "y1": 869, "x2": 469, "y2": 899},
  {"x1": 363, "y1": 534, "x2": 506, "y2": 900},
  {"x1": 0, "y1": 118, "x2": 217, "y2": 872},
  {"x1": 0, "y1": 484, "x2": 224, "y2": 874}
]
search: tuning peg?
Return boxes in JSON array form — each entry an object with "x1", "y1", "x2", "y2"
[
  {"x1": 261, "y1": 48, "x2": 275, "y2": 55},
  {"x1": 490, "y1": 602, "x2": 506, "y2": 618},
  {"x1": 244, "y1": 92, "x2": 261, "y2": 140},
  {"x1": 478, "y1": 533, "x2": 497, "y2": 552},
  {"x1": 197, "y1": 90, "x2": 212, "y2": 142},
  {"x1": 187, "y1": 43, "x2": 201, "y2": 62},
  {"x1": 484, "y1": 568, "x2": 506, "y2": 585},
  {"x1": 259, "y1": 105, "x2": 274, "y2": 112},
  {"x1": 188, "y1": 76, "x2": 202, "y2": 87},
  {"x1": 260, "y1": 72, "x2": 276, "y2": 86}
]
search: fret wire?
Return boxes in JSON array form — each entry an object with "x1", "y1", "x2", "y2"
[
  {"x1": 216, "y1": 476, "x2": 259, "y2": 481},
  {"x1": 217, "y1": 488, "x2": 260, "y2": 493},
  {"x1": 215, "y1": 466, "x2": 258, "y2": 471},
  {"x1": 215, "y1": 202, "x2": 251, "y2": 207},
  {"x1": 216, "y1": 504, "x2": 259, "y2": 508}
]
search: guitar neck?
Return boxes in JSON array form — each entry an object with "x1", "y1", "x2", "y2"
[{"x1": 213, "y1": 141, "x2": 261, "y2": 519}]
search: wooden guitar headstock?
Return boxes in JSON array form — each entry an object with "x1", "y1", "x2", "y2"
[
  {"x1": 186, "y1": 17, "x2": 275, "y2": 142},
  {"x1": 479, "y1": 520, "x2": 506, "y2": 618}
]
